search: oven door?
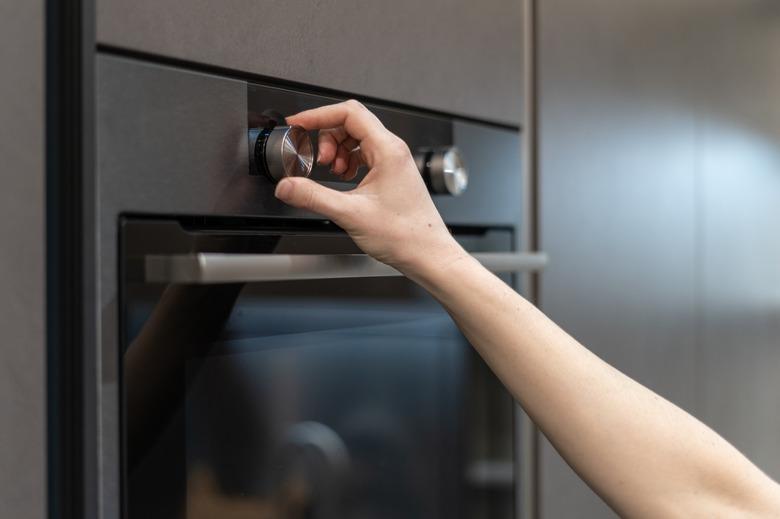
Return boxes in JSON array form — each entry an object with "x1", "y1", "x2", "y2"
[{"x1": 120, "y1": 218, "x2": 545, "y2": 519}]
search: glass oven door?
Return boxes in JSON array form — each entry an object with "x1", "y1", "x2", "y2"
[{"x1": 120, "y1": 218, "x2": 542, "y2": 519}]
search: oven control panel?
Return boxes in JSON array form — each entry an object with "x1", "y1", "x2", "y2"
[
  {"x1": 249, "y1": 121, "x2": 469, "y2": 197},
  {"x1": 99, "y1": 54, "x2": 523, "y2": 244},
  {"x1": 248, "y1": 102, "x2": 469, "y2": 197}
]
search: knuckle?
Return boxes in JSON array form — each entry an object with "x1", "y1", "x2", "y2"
[
  {"x1": 387, "y1": 136, "x2": 411, "y2": 158},
  {"x1": 344, "y1": 99, "x2": 365, "y2": 111}
]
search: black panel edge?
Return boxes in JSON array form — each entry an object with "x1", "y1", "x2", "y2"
[
  {"x1": 117, "y1": 216, "x2": 128, "y2": 519},
  {"x1": 120, "y1": 213, "x2": 514, "y2": 238},
  {"x1": 46, "y1": 0, "x2": 97, "y2": 517},
  {"x1": 96, "y1": 43, "x2": 522, "y2": 133}
]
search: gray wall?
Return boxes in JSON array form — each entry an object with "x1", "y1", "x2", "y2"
[
  {"x1": 96, "y1": 0, "x2": 524, "y2": 126},
  {"x1": 0, "y1": 0, "x2": 46, "y2": 518},
  {"x1": 538, "y1": 0, "x2": 780, "y2": 516}
]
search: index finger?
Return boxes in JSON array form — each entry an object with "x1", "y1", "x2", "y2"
[{"x1": 286, "y1": 100, "x2": 387, "y2": 143}]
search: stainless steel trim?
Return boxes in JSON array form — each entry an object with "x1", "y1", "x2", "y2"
[{"x1": 144, "y1": 252, "x2": 549, "y2": 284}]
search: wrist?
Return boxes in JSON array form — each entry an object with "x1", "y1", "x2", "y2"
[{"x1": 401, "y1": 238, "x2": 473, "y2": 290}]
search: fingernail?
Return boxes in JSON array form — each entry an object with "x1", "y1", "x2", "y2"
[{"x1": 275, "y1": 179, "x2": 292, "y2": 200}]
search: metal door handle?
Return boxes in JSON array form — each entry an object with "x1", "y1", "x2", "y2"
[{"x1": 144, "y1": 252, "x2": 548, "y2": 284}]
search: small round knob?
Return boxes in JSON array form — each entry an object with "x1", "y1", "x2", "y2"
[
  {"x1": 416, "y1": 147, "x2": 469, "y2": 196},
  {"x1": 249, "y1": 125, "x2": 314, "y2": 182}
]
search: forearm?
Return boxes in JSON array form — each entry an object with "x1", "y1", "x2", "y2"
[
  {"x1": 274, "y1": 101, "x2": 780, "y2": 516},
  {"x1": 411, "y1": 250, "x2": 780, "y2": 518}
]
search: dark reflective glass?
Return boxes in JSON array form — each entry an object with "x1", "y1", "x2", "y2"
[{"x1": 121, "y1": 219, "x2": 515, "y2": 519}]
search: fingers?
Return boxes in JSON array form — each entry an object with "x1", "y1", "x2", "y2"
[
  {"x1": 333, "y1": 143, "x2": 351, "y2": 174},
  {"x1": 274, "y1": 177, "x2": 355, "y2": 224},
  {"x1": 343, "y1": 148, "x2": 365, "y2": 181},
  {"x1": 288, "y1": 100, "x2": 409, "y2": 178},
  {"x1": 318, "y1": 127, "x2": 359, "y2": 175},
  {"x1": 287, "y1": 100, "x2": 386, "y2": 146},
  {"x1": 317, "y1": 129, "x2": 341, "y2": 165}
]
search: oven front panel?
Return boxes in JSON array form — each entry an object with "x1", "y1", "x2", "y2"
[
  {"x1": 119, "y1": 219, "x2": 516, "y2": 519},
  {"x1": 97, "y1": 52, "x2": 524, "y2": 518}
]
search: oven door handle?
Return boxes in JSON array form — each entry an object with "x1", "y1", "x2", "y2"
[{"x1": 144, "y1": 252, "x2": 549, "y2": 284}]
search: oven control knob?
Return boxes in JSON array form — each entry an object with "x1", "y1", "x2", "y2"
[
  {"x1": 249, "y1": 125, "x2": 314, "y2": 182},
  {"x1": 415, "y1": 147, "x2": 469, "y2": 196}
]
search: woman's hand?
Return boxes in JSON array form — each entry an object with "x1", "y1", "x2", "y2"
[{"x1": 275, "y1": 100, "x2": 467, "y2": 278}]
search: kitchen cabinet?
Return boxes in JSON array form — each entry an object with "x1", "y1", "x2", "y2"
[
  {"x1": 97, "y1": 0, "x2": 525, "y2": 126},
  {"x1": 537, "y1": 0, "x2": 780, "y2": 516},
  {"x1": 0, "y1": 0, "x2": 46, "y2": 518}
]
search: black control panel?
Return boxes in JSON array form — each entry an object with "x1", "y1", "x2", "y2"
[{"x1": 247, "y1": 84, "x2": 468, "y2": 195}]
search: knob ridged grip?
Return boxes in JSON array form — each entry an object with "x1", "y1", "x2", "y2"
[
  {"x1": 249, "y1": 125, "x2": 314, "y2": 182},
  {"x1": 416, "y1": 147, "x2": 469, "y2": 196}
]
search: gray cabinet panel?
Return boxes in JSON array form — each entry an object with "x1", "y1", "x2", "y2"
[
  {"x1": 537, "y1": 0, "x2": 700, "y2": 516},
  {"x1": 0, "y1": 0, "x2": 45, "y2": 517},
  {"x1": 538, "y1": 0, "x2": 780, "y2": 517},
  {"x1": 696, "y1": 0, "x2": 780, "y2": 480},
  {"x1": 96, "y1": 0, "x2": 524, "y2": 125}
]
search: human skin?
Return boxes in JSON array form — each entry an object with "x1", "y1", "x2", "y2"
[{"x1": 273, "y1": 99, "x2": 780, "y2": 518}]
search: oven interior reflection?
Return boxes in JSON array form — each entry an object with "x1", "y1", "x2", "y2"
[{"x1": 125, "y1": 286, "x2": 464, "y2": 519}]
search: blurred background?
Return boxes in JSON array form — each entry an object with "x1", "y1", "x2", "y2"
[
  {"x1": 537, "y1": 0, "x2": 780, "y2": 516},
  {"x1": 1, "y1": 0, "x2": 779, "y2": 518}
]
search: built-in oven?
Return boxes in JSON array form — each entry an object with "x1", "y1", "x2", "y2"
[
  {"x1": 96, "y1": 52, "x2": 542, "y2": 519},
  {"x1": 121, "y1": 218, "x2": 542, "y2": 519}
]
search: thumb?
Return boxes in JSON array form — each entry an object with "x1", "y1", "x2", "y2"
[{"x1": 274, "y1": 177, "x2": 352, "y2": 222}]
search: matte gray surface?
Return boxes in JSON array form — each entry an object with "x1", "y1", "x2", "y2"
[
  {"x1": 695, "y1": 0, "x2": 780, "y2": 483},
  {"x1": 96, "y1": 0, "x2": 524, "y2": 126},
  {"x1": 0, "y1": 0, "x2": 46, "y2": 518},
  {"x1": 537, "y1": 1, "x2": 780, "y2": 517},
  {"x1": 538, "y1": 3, "x2": 698, "y2": 514}
]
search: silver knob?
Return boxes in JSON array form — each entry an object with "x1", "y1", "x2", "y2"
[
  {"x1": 415, "y1": 146, "x2": 469, "y2": 196},
  {"x1": 249, "y1": 125, "x2": 314, "y2": 182}
]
